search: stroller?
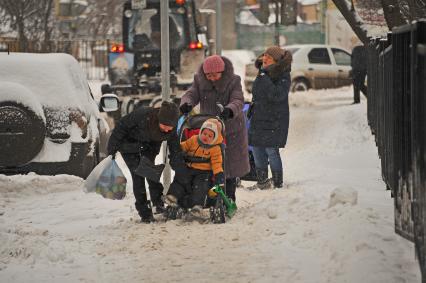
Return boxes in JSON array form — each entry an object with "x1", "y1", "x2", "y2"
[
  {"x1": 240, "y1": 102, "x2": 257, "y2": 181},
  {"x1": 164, "y1": 113, "x2": 235, "y2": 224}
]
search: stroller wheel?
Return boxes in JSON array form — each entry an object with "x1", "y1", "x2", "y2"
[{"x1": 209, "y1": 197, "x2": 226, "y2": 224}]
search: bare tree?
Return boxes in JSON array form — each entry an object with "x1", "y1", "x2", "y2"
[
  {"x1": 397, "y1": 0, "x2": 426, "y2": 22},
  {"x1": 79, "y1": 0, "x2": 122, "y2": 40},
  {"x1": 380, "y1": 0, "x2": 407, "y2": 28},
  {"x1": 333, "y1": 0, "x2": 426, "y2": 44},
  {"x1": 39, "y1": 0, "x2": 55, "y2": 46},
  {"x1": 0, "y1": 0, "x2": 55, "y2": 50},
  {"x1": 331, "y1": 0, "x2": 370, "y2": 44}
]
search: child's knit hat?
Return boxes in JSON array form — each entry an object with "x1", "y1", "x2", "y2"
[{"x1": 200, "y1": 119, "x2": 219, "y2": 145}]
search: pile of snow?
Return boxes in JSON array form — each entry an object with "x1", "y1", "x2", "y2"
[
  {"x1": 328, "y1": 187, "x2": 358, "y2": 208},
  {"x1": 0, "y1": 87, "x2": 420, "y2": 282}
]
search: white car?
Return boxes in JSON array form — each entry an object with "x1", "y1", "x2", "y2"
[
  {"x1": 0, "y1": 53, "x2": 118, "y2": 178},
  {"x1": 245, "y1": 44, "x2": 352, "y2": 92}
]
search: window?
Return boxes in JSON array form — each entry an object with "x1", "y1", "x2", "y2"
[
  {"x1": 308, "y1": 48, "x2": 331, "y2": 64},
  {"x1": 332, "y1": 48, "x2": 351, "y2": 66},
  {"x1": 129, "y1": 8, "x2": 184, "y2": 50}
]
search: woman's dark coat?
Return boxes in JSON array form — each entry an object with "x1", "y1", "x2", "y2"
[
  {"x1": 248, "y1": 57, "x2": 291, "y2": 148},
  {"x1": 180, "y1": 56, "x2": 250, "y2": 179}
]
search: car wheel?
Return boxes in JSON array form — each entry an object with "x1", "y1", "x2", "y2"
[
  {"x1": 291, "y1": 78, "x2": 310, "y2": 92},
  {"x1": 0, "y1": 102, "x2": 46, "y2": 167}
]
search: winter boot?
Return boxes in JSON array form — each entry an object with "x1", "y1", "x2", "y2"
[
  {"x1": 186, "y1": 205, "x2": 209, "y2": 223},
  {"x1": 163, "y1": 195, "x2": 185, "y2": 220},
  {"x1": 271, "y1": 170, "x2": 283, "y2": 189},
  {"x1": 153, "y1": 199, "x2": 166, "y2": 214},
  {"x1": 247, "y1": 169, "x2": 272, "y2": 190},
  {"x1": 140, "y1": 209, "x2": 155, "y2": 223},
  {"x1": 189, "y1": 205, "x2": 203, "y2": 218},
  {"x1": 164, "y1": 194, "x2": 178, "y2": 207}
]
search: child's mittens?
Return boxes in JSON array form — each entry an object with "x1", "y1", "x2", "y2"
[{"x1": 214, "y1": 172, "x2": 225, "y2": 186}]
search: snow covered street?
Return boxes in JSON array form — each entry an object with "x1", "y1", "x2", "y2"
[{"x1": 0, "y1": 87, "x2": 421, "y2": 283}]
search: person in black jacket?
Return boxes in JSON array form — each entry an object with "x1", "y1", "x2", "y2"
[
  {"x1": 248, "y1": 46, "x2": 292, "y2": 190},
  {"x1": 107, "y1": 101, "x2": 183, "y2": 223},
  {"x1": 351, "y1": 45, "x2": 368, "y2": 104}
]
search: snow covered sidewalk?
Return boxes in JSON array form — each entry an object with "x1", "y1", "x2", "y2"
[{"x1": 0, "y1": 87, "x2": 420, "y2": 283}]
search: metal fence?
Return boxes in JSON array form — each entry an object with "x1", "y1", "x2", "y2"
[
  {"x1": 367, "y1": 20, "x2": 426, "y2": 280},
  {"x1": 0, "y1": 39, "x2": 110, "y2": 81}
]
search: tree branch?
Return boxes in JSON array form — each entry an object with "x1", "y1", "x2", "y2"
[{"x1": 332, "y1": 0, "x2": 369, "y2": 44}]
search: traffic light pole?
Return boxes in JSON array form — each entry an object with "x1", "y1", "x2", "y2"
[
  {"x1": 216, "y1": 0, "x2": 222, "y2": 55},
  {"x1": 161, "y1": 0, "x2": 171, "y2": 190}
]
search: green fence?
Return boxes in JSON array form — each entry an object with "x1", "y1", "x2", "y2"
[{"x1": 236, "y1": 23, "x2": 325, "y2": 53}]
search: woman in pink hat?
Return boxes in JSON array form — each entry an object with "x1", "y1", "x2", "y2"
[{"x1": 179, "y1": 55, "x2": 250, "y2": 203}]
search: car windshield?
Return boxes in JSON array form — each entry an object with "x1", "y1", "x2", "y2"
[{"x1": 128, "y1": 8, "x2": 185, "y2": 50}]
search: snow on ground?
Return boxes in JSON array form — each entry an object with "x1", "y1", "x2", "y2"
[{"x1": 0, "y1": 87, "x2": 421, "y2": 283}]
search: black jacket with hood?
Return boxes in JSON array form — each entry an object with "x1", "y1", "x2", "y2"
[
  {"x1": 107, "y1": 106, "x2": 183, "y2": 170},
  {"x1": 248, "y1": 55, "x2": 291, "y2": 148}
]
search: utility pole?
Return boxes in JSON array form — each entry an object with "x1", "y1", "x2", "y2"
[
  {"x1": 274, "y1": 0, "x2": 280, "y2": 45},
  {"x1": 215, "y1": 0, "x2": 222, "y2": 55},
  {"x1": 161, "y1": 0, "x2": 171, "y2": 189}
]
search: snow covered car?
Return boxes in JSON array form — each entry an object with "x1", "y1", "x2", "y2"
[
  {"x1": 0, "y1": 53, "x2": 118, "y2": 178},
  {"x1": 244, "y1": 44, "x2": 352, "y2": 92}
]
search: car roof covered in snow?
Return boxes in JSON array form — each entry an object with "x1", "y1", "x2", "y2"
[
  {"x1": 0, "y1": 52, "x2": 97, "y2": 113},
  {"x1": 284, "y1": 44, "x2": 351, "y2": 54}
]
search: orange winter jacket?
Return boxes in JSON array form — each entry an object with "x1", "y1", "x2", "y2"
[{"x1": 181, "y1": 134, "x2": 223, "y2": 175}]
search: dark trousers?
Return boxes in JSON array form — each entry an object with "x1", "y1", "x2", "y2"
[
  {"x1": 353, "y1": 71, "x2": 367, "y2": 103},
  {"x1": 168, "y1": 168, "x2": 211, "y2": 209},
  {"x1": 226, "y1": 178, "x2": 237, "y2": 202},
  {"x1": 122, "y1": 153, "x2": 164, "y2": 218}
]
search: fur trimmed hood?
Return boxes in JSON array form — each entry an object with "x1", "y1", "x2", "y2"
[{"x1": 255, "y1": 50, "x2": 292, "y2": 80}]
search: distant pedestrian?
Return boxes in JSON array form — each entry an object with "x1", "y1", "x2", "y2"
[
  {"x1": 179, "y1": 55, "x2": 250, "y2": 202},
  {"x1": 351, "y1": 45, "x2": 368, "y2": 104},
  {"x1": 247, "y1": 46, "x2": 292, "y2": 189}
]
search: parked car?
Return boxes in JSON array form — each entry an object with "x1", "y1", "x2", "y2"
[
  {"x1": 244, "y1": 44, "x2": 352, "y2": 93},
  {"x1": 0, "y1": 53, "x2": 118, "y2": 178}
]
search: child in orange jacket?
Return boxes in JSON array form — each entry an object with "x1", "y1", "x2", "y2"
[{"x1": 165, "y1": 118, "x2": 224, "y2": 214}]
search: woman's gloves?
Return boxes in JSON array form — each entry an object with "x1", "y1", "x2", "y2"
[
  {"x1": 180, "y1": 103, "x2": 193, "y2": 114},
  {"x1": 219, "y1": 107, "x2": 233, "y2": 121},
  {"x1": 181, "y1": 103, "x2": 233, "y2": 120}
]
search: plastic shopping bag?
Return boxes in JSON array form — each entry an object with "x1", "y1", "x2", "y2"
[
  {"x1": 83, "y1": 156, "x2": 127, "y2": 200},
  {"x1": 84, "y1": 156, "x2": 113, "y2": 193}
]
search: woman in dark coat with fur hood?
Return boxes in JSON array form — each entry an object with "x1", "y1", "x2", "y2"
[
  {"x1": 248, "y1": 46, "x2": 292, "y2": 189},
  {"x1": 180, "y1": 55, "x2": 250, "y2": 202}
]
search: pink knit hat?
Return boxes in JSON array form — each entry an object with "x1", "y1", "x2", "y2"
[{"x1": 202, "y1": 55, "x2": 225, "y2": 74}]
